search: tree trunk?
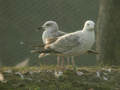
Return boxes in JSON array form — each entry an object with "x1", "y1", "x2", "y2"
[{"x1": 96, "y1": 0, "x2": 120, "y2": 65}]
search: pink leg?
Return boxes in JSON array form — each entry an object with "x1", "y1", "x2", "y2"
[
  {"x1": 61, "y1": 56, "x2": 64, "y2": 68},
  {"x1": 67, "y1": 57, "x2": 70, "y2": 65},
  {"x1": 71, "y1": 56, "x2": 75, "y2": 67},
  {"x1": 57, "y1": 56, "x2": 60, "y2": 67}
]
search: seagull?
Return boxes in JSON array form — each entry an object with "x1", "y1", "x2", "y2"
[
  {"x1": 36, "y1": 21, "x2": 75, "y2": 67},
  {"x1": 32, "y1": 20, "x2": 95, "y2": 61}
]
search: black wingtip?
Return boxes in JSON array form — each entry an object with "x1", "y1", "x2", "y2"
[{"x1": 30, "y1": 49, "x2": 61, "y2": 54}]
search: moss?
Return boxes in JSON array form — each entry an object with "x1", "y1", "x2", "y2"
[{"x1": 0, "y1": 66, "x2": 120, "y2": 90}]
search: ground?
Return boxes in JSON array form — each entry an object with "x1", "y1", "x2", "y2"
[{"x1": 0, "y1": 65, "x2": 120, "y2": 90}]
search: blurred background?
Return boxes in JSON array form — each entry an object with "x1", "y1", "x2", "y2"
[{"x1": 0, "y1": 0, "x2": 99, "y2": 66}]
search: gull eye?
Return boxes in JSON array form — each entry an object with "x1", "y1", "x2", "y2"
[
  {"x1": 46, "y1": 23, "x2": 51, "y2": 26},
  {"x1": 87, "y1": 23, "x2": 90, "y2": 26}
]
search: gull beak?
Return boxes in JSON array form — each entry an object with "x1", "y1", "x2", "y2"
[
  {"x1": 36, "y1": 26, "x2": 45, "y2": 32},
  {"x1": 37, "y1": 26, "x2": 44, "y2": 30}
]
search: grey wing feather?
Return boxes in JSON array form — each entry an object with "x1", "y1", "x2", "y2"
[
  {"x1": 40, "y1": 30, "x2": 66, "y2": 57},
  {"x1": 51, "y1": 32, "x2": 81, "y2": 52},
  {"x1": 55, "y1": 30, "x2": 66, "y2": 37}
]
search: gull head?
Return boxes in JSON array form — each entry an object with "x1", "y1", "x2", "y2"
[
  {"x1": 83, "y1": 20, "x2": 95, "y2": 31},
  {"x1": 38, "y1": 21, "x2": 59, "y2": 31}
]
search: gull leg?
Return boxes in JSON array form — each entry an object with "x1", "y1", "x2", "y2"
[
  {"x1": 71, "y1": 56, "x2": 75, "y2": 67},
  {"x1": 57, "y1": 56, "x2": 60, "y2": 70},
  {"x1": 61, "y1": 56, "x2": 65, "y2": 70},
  {"x1": 67, "y1": 57, "x2": 70, "y2": 66},
  {"x1": 71, "y1": 56, "x2": 76, "y2": 71},
  {"x1": 57, "y1": 56, "x2": 60, "y2": 66}
]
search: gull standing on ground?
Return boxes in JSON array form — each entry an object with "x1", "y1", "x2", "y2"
[
  {"x1": 33, "y1": 20, "x2": 96, "y2": 62},
  {"x1": 37, "y1": 21, "x2": 75, "y2": 67}
]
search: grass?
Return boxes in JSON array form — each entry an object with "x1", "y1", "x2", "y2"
[{"x1": 0, "y1": 65, "x2": 120, "y2": 90}]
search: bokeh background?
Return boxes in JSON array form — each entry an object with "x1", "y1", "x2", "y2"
[{"x1": 0, "y1": 0, "x2": 99, "y2": 66}]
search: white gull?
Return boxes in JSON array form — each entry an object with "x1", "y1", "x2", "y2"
[
  {"x1": 38, "y1": 20, "x2": 95, "y2": 57},
  {"x1": 37, "y1": 21, "x2": 75, "y2": 67}
]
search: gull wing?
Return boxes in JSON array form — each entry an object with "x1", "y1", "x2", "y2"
[{"x1": 50, "y1": 31, "x2": 83, "y2": 53}]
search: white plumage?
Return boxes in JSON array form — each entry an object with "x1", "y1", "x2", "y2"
[
  {"x1": 43, "y1": 20, "x2": 95, "y2": 56},
  {"x1": 41, "y1": 21, "x2": 65, "y2": 44},
  {"x1": 38, "y1": 21, "x2": 74, "y2": 67},
  {"x1": 38, "y1": 21, "x2": 65, "y2": 58}
]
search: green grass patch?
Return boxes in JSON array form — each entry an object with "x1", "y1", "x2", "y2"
[{"x1": 0, "y1": 66, "x2": 120, "y2": 90}]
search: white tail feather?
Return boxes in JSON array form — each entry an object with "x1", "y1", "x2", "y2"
[{"x1": 38, "y1": 53, "x2": 50, "y2": 58}]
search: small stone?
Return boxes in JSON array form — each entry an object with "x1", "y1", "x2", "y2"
[
  {"x1": 54, "y1": 71, "x2": 63, "y2": 78},
  {"x1": 76, "y1": 71, "x2": 84, "y2": 76},
  {"x1": 0, "y1": 73, "x2": 4, "y2": 81},
  {"x1": 96, "y1": 71, "x2": 100, "y2": 78},
  {"x1": 103, "y1": 76, "x2": 108, "y2": 80},
  {"x1": 15, "y1": 72, "x2": 24, "y2": 79},
  {"x1": 107, "y1": 68, "x2": 111, "y2": 72}
]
